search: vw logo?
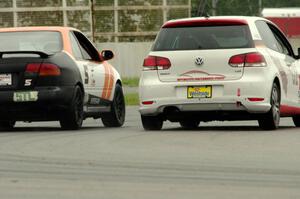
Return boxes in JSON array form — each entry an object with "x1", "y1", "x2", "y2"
[{"x1": 195, "y1": 57, "x2": 204, "y2": 66}]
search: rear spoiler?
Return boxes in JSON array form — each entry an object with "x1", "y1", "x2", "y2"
[{"x1": 0, "y1": 51, "x2": 49, "y2": 58}]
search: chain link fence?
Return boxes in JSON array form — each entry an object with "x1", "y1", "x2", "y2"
[{"x1": 0, "y1": 0, "x2": 191, "y2": 42}]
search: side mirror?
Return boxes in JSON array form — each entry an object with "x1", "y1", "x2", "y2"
[{"x1": 101, "y1": 50, "x2": 114, "y2": 61}]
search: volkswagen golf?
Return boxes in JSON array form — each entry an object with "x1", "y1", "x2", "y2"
[{"x1": 139, "y1": 16, "x2": 300, "y2": 130}]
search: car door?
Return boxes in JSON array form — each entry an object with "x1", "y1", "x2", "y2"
[{"x1": 70, "y1": 31, "x2": 108, "y2": 104}]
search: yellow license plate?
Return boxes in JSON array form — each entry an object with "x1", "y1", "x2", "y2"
[{"x1": 187, "y1": 86, "x2": 212, "y2": 98}]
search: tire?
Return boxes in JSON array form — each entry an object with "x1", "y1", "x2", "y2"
[
  {"x1": 60, "y1": 86, "x2": 84, "y2": 130},
  {"x1": 0, "y1": 121, "x2": 15, "y2": 130},
  {"x1": 141, "y1": 115, "x2": 163, "y2": 131},
  {"x1": 101, "y1": 84, "x2": 125, "y2": 127},
  {"x1": 292, "y1": 115, "x2": 300, "y2": 127},
  {"x1": 179, "y1": 120, "x2": 200, "y2": 129},
  {"x1": 258, "y1": 83, "x2": 280, "y2": 130}
]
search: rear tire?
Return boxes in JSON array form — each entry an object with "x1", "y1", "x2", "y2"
[
  {"x1": 101, "y1": 84, "x2": 125, "y2": 127},
  {"x1": 179, "y1": 120, "x2": 200, "y2": 129},
  {"x1": 292, "y1": 116, "x2": 300, "y2": 127},
  {"x1": 60, "y1": 86, "x2": 84, "y2": 130},
  {"x1": 258, "y1": 83, "x2": 280, "y2": 130},
  {"x1": 141, "y1": 115, "x2": 163, "y2": 131},
  {"x1": 0, "y1": 121, "x2": 15, "y2": 130}
]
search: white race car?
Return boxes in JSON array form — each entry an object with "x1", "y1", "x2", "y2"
[{"x1": 139, "y1": 16, "x2": 300, "y2": 130}]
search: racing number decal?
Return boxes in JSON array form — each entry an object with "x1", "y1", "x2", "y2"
[{"x1": 83, "y1": 65, "x2": 89, "y2": 84}]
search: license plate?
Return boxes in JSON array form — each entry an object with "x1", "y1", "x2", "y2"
[
  {"x1": 187, "y1": 86, "x2": 212, "y2": 98},
  {"x1": 13, "y1": 91, "x2": 38, "y2": 102},
  {"x1": 0, "y1": 74, "x2": 12, "y2": 86}
]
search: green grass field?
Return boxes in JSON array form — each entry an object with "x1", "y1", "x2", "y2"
[
  {"x1": 122, "y1": 77, "x2": 139, "y2": 87},
  {"x1": 122, "y1": 77, "x2": 139, "y2": 105},
  {"x1": 125, "y1": 93, "x2": 139, "y2": 106}
]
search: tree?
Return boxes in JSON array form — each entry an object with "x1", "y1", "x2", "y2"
[{"x1": 191, "y1": 0, "x2": 300, "y2": 17}]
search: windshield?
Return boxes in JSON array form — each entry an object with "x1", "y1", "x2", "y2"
[
  {"x1": 0, "y1": 31, "x2": 63, "y2": 54},
  {"x1": 152, "y1": 25, "x2": 254, "y2": 51}
]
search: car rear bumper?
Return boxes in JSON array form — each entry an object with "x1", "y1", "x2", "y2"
[
  {"x1": 0, "y1": 86, "x2": 74, "y2": 121},
  {"x1": 139, "y1": 71, "x2": 273, "y2": 117},
  {"x1": 139, "y1": 98, "x2": 271, "y2": 115}
]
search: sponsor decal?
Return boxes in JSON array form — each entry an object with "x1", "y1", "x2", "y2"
[
  {"x1": 177, "y1": 70, "x2": 225, "y2": 81},
  {"x1": 90, "y1": 97, "x2": 100, "y2": 105},
  {"x1": 178, "y1": 76, "x2": 225, "y2": 81},
  {"x1": 83, "y1": 65, "x2": 89, "y2": 84},
  {"x1": 0, "y1": 74, "x2": 12, "y2": 86},
  {"x1": 279, "y1": 70, "x2": 288, "y2": 95},
  {"x1": 273, "y1": 57, "x2": 287, "y2": 95}
]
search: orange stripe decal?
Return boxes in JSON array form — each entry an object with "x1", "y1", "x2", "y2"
[
  {"x1": 106, "y1": 64, "x2": 115, "y2": 99},
  {"x1": 105, "y1": 64, "x2": 111, "y2": 99},
  {"x1": 101, "y1": 63, "x2": 109, "y2": 99}
]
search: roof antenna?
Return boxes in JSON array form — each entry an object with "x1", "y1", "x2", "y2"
[{"x1": 204, "y1": 13, "x2": 210, "y2": 18}]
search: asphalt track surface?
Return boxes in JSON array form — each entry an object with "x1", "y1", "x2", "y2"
[{"x1": 0, "y1": 106, "x2": 300, "y2": 199}]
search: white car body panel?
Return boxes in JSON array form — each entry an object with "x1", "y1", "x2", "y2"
[{"x1": 75, "y1": 59, "x2": 120, "y2": 104}]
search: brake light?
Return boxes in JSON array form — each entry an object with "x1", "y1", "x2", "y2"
[
  {"x1": 229, "y1": 52, "x2": 266, "y2": 67},
  {"x1": 26, "y1": 63, "x2": 40, "y2": 73},
  {"x1": 39, "y1": 63, "x2": 61, "y2": 76},
  {"x1": 25, "y1": 63, "x2": 61, "y2": 76},
  {"x1": 143, "y1": 56, "x2": 171, "y2": 70}
]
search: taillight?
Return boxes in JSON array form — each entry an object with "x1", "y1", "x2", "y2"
[
  {"x1": 26, "y1": 63, "x2": 41, "y2": 73},
  {"x1": 25, "y1": 63, "x2": 61, "y2": 76},
  {"x1": 39, "y1": 63, "x2": 61, "y2": 76},
  {"x1": 143, "y1": 56, "x2": 171, "y2": 70},
  {"x1": 229, "y1": 52, "x2": 266, "y2": 67}
]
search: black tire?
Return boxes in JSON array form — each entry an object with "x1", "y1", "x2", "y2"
[
  {"x1": 179, "y1": 120, "x2": 200, "y2": 129},
  {"x1": 101, "y1": 84, "x2": 125, "y2": 127},
  {"x1": 60, "y1": 86, "x2": 84, "y2": 130},
  {"x1": 0, "y1": 121, "x2": 15, "y2": 130},
  {"x1": 141, "y1": 115, "x2": 163, "y2": 131},
  {"x1": 292, "y1": 115, "x2": 300, "y2": 127},
  {"x1": 258, "y1": 83, "x2": 280, "y2": 130}
]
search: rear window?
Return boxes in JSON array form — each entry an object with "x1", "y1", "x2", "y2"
[
  {"x1": 0, "y1": 31, "x2": 62, "y2": 54},
  {"x1": 152, "y1": 25, "x2": 254, "y2": 51}
]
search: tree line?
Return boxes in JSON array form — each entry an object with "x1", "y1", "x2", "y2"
[{"x1": 191, "y1": 0, "x2": 300, "y2": 17}]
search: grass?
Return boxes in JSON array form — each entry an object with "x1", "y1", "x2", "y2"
[
  {"x1": 125, "y1": 93, "x2": 139, "y2": 106},
  {"x1": 122, "y1": 77, "x2": 139, "y2": 87}
]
